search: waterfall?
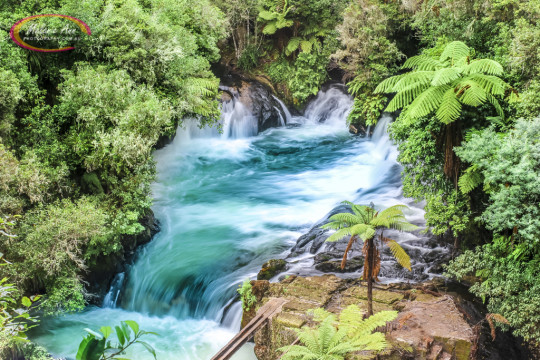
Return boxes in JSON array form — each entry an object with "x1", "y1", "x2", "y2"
[
  {"x1": 102, "y1": 272, "x2": 125, "y2": 308},
  {"x1": 303, "y1": 84, "x2": 353, "y2": 126},
  {"x1": 272, "y1": 95, "x2": 292, "y2": 124}
]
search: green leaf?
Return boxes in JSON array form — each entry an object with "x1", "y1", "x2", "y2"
[
  {"x1": 115, "y1": 325, "x2": 125, "y2": 346},
  {"x1": 124, "y1": 320, "x2": 139, "y2": 336},
  {"x1": 136, "y1": 341, "x2": 157, "y2": 359},
  {"x1": 121, "y1": 321, "x2": 132, "y2": 342},
  {"x1": 21, "y1": 296, "x2": 32, "y2": 307},
  {"x1": 100, "y1": 326, "x2": 112, "y2": 339},
  {"x1": 76, "y1": 336, "x2": 106, "y2": 360}
]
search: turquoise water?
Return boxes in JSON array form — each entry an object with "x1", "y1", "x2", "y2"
[{"x1": 32, "y1": 87, "x2": 422, "y2": 359}]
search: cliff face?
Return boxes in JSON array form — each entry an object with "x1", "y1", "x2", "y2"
[{"x1": 243, "y1": 275, "x2": 477, "y2": 360}]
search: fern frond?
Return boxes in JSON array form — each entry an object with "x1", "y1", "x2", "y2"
[
  {"x1": 354, "y1": 225, "x2": 375, "y2": 241},
  {"x1": 458, "y1": 165, "x2": 483, "y2": 194},
  {"x1": 439, "y1": 41, "x2": 470, "y2": 64},
  {"x1": 374, "y1": 74, "x2": 405, "y2": 94},
  {"x1": 300, "y1": 39, "x2": 313, "y2": 53},
  {"x1": 376, "y1": 204, "x2": 408, "y2": 218},
  {"x1": 275, "y1": 17, "x2": 293, "y2": 29},
  {"x1": 465, "y1": 59, "x2": 504, "y2": 76},
  {"x1": 352, "y1": 332, "x2": 388, "y2": 351},
  {"x1": 326, "y1": 213, "x2": 362, "y2": 226},
  {"x1": 286, "y1": 37, "x2": 301, "y2": 56},
  {"x1": 456, "y1": 81, "x2": 487, "y2": 107},
  {"x1": 341, "y1": 307, "x2": 398, "y2": 337},
  {"x1": 392, "y1": 71, "x2": 434, "y2": 91},
  {"x1": 385, "y1": 83, "x2": 429, "y2": 112},
  {"x1": 262, "y1": 23, "x2": 277, "y2": 35},
  {"x1": 325, "y1": 227, "x2": 353, "y2": 242},
  {"x1": 258, "y1": 10, "x2": 277, "y2": 21},
  {"x1": 466, "y1": 74, "x2": 507, "y2": 96},
  {"x1": 431, "y1": 68, "x2": 461, "y2": 86},
  {"x1": 384, "y1": 239, "x2": 411, "y2": 270},
  {"x1": 436, "y1": 87, "x2": 462, "y2": 124},
  {"x1": 402, "y1": 55, "x2": 443, "y2": 71},
  {"x1": 402, "y1": 85, "x2": 449, "y2": 120},
  {"x1": 486, "y1": 93, "x2": 504, "y2": 119}
]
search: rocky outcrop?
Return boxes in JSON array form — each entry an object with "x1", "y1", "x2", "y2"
[
  {"x1": 220, "y1": 74, "x2": 292, "y2": 133},
  {"x1": 86, "y1": 210, "x2": 159, "y2": 303},
  {"x1": 243, "y1": 275, "x2": 527, "y2": 360}
]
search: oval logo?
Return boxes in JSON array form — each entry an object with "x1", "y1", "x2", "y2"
[{"x1": 10, "y1": 14, "x2": 91, "y2": 52}]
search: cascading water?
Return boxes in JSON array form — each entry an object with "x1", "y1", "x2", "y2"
[{"x1": 31, "y1": 84, "x2": 445, "y2": 359}]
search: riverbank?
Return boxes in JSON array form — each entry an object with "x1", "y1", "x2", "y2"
[{"x1": 242, "y1": 274, "x2": 531, "y2": 359}]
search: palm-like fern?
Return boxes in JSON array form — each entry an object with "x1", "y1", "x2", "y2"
[
  {"x1": 322, "y1": 202, "x2": 418, "y2": 315},
  {"x1": 258, "y1": 0, "x2": 293, "y2": 35},
  {"x1": 285, "y1": 25, "x2": 332, "y2": 56},
  {"x1": 279, "y1": 305, "x2": 397, "y2": 360},
  {"x1": 374, "y1": 41, "x2": 517, "y2": 125}
]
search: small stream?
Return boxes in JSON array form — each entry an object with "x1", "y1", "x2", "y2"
[{"x1": 32, "y1": 85, "x2": 448, "y2": 359}]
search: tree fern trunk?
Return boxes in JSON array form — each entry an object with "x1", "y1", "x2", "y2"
[
  {"x1": 443, "y1": 122, "x2": 462, "y2": 185},
  {"x1": 367, "y1": 236, "x2": 374, "y2": 316}
]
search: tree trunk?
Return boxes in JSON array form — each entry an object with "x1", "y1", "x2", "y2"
[
  {"x1": 367, "y1": 236, "x2": 374, "y2": 316},
  {"x1": 443, "y1": 122, "x2": 462, "y2": 186}
]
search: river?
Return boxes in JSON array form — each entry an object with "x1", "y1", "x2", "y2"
[{"x1": 31, "y1": 85, "x2": 439, "y2": 359}]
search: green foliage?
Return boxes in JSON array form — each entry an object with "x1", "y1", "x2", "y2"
[
  {"x1": 375, "y1": 41, "x2": 515, "y2": 125},
  {"x1": 0, "y1": 0, "x2": 228, "y2": 319},
  {"x1": 238, "y1": 44, "x2": 260, "y2": 71},
  {"x1": 258, "y1": 0, "x2": 294, "y2": 35},
  {"x1": 267, "y1": 40, "x2": 335, "y2": 106},
  {"x1": 388, "y1": 116, "x2": 471, "y2": 237},
  {"x1": 278, "y1": 305, "x2": 397, "y2": 359},
  {"x1": 5, "y1": 197, "x2": 109, "y2": 315},
  {"x1": 0, "y1": 254, "x2": 41, "y2": 356},
  {"x1": 332, "y1": 0, "x2": 403, "y2": 126},
  {"x1": 76, "y1": 320, "x2": 157, "y2": 360},
  {"x1": 455, "y1": 118, "x2": 540, "y2": 246},
  {"x1": 446, "y1": 241, "x2": 540, "y2": 341},
  {"x1": 237, "y1": 279, "x2": 256, "y2": 311},
  {"x1": 288, "y1": 51, "x2": 330, "y2": 104}
]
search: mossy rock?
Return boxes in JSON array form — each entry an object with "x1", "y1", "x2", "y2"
[
  {"x1": 258, "y1": 259, "x2": 287, "y2": 280},
  {"x1": 342, "y1": 286, "x2": 404, "y2": 304}
]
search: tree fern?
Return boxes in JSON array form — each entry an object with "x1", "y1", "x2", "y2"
[
  {"x1": 322, "y1": 202, "x2": 417, "y2": 315},
  {"x1": 375, "y1": 41, "x2": 516, "y2": 124}
]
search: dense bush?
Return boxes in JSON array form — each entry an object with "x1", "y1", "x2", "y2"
[{"x1": 0, "y1": 0, "x2": 226, "y2": 319}]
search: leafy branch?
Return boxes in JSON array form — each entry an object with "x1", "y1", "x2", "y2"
[{"x1": 76, "y1": 320, "x2": 158, "y2": 360}]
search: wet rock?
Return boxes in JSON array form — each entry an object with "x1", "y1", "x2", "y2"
[
  {"x1": 314, "y1": 257, "x2": 363, "y2": 273},
  {"x1": 86, "y1": 210, "x2": 159, "y2": 302},
  {"x1": 257, "y1": 259, "x2": 288, "y2": 280},
  {"x1": 289, "y1": 227, "x2": 330, "y2": 256},
  {"x1": 219, "y1": 74, "x2": 288, "y2": 133}
]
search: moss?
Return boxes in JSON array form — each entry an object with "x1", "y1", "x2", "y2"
[
  {"x1": 257, "y1": 259, "x2": 287, "y2": 280},
  {"x1": 275, "y1": 313, "x2": 306, "y2": 328},
  {"x1": 342, "y1": 286, "x2": 404, "y2": 304}
]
